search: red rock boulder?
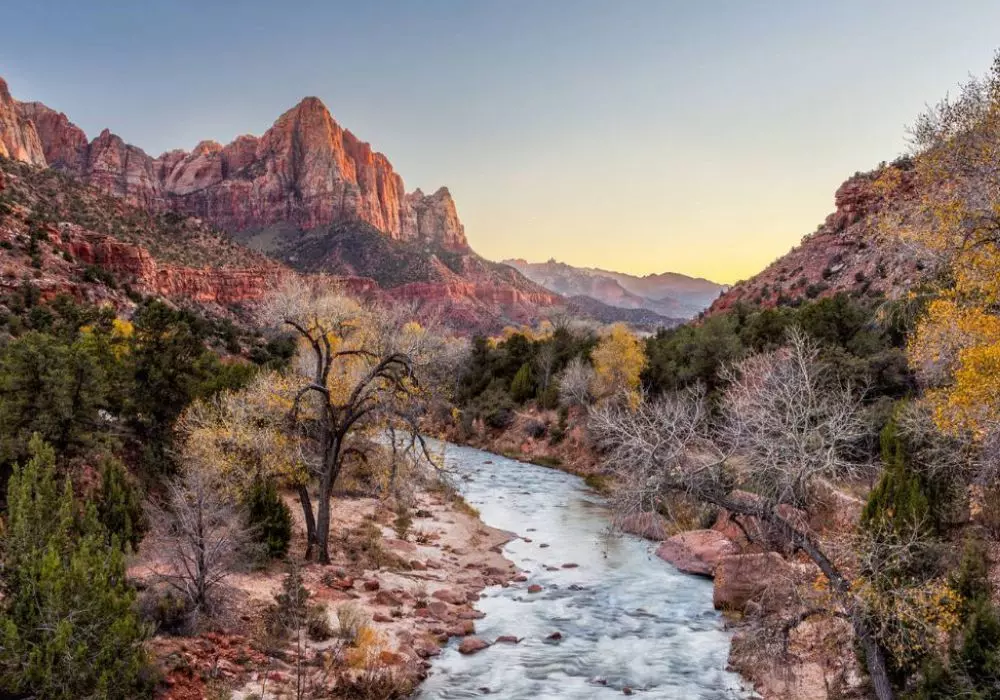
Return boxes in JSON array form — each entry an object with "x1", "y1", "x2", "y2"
[{"x1": 656, "y1": 530, "x2": 738, "y2": 577}]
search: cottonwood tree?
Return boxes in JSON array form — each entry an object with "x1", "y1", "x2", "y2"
[
  {"x1": 589, "y1": 323, "x2": 646, "y2": 404},
  {"x1": 890, "y1": 52, "x2": 1000, "y2": 441},
  {"x1": 591, "y1": 329, "x2": 920, "y2": 700},
  {"x1": 147, "y1": 464, "x2": 249, "y2": 613},
  {"x1": 252, "y1": 278, "x2": 451, "y2": 563}
]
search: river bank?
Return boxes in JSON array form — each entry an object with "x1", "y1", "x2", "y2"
[
  {"x1": 132, "y1": 476, "x2": 519, "y2": 699},
  {"x1": 433, "y1": 411, "x2": 869, "y2": 700}
]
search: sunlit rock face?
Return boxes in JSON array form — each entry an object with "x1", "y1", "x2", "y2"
[
  {"x1": 13, "y1": 92, "x2": 470, "y2": 251},
  {"x1": 0, "y1": 78, "x2": 47, "y2": 166},
  {"x1": 4, "y1": 77, "x2": 562, "y2": 332}
]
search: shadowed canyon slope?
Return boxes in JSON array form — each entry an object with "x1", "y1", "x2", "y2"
[{"x1": 0, "y1": 76, "x2": 561, "y2": 331}]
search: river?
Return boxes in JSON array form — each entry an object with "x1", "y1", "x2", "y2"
[{"x1": 415, "y1": 443, "x2": 750, "y2": 699}]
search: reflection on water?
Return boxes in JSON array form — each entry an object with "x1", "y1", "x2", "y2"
[{"x1": 416, "y1": 444, "x2": 749, "y2": 699}]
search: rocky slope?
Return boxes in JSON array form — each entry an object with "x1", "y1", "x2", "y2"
[
  {"x1": 707, "y1": 160, "x2": 929, "y2": 314},
  {"x1": 0, "y1": 156, "x2": 293, "y2": 311},
  {"x1": 505, "y1": 258, "x2": 723, "y2": 319}
]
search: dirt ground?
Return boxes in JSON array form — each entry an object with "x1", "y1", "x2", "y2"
[{"x1": 131, "y1": 482, "x2": 519, "y2": 699}]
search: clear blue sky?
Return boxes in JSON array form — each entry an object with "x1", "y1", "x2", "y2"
[{"x1": 3, "y1": 1, "x2": 999, "y2": 282}]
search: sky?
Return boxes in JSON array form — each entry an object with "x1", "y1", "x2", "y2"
[{"x1": 4, "y1": 1, "x2": 1000, "y2": 284}]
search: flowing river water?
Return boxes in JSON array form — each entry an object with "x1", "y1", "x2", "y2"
[{"x1": 416, "y1": 443, "x2": 750, "y2": 699}]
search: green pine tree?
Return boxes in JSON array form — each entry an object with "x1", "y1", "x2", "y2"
[
  {"x1": 861, "y1": 415, "x2": 933, "y2": 540},
  {"x1": 0, "y1": 436, "x2": 151, "y2": 700},
  {"x1": 96, "y1": 456, "x2": 148, "y2": 553},
  {"x1": 245, "y1": 477, "x2": 292, "y2": 558},
  {"x1": 510, "y1": 362, "x2": 535, "y2": 403}
]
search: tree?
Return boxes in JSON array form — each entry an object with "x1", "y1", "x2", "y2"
[
  {"x1": 591, "y1": 329, "x2": 926, "y2": 700},
  {"x1": 0, "y1": 436, "x2": 150, "y2": 699},
  {"x1": 895, "y1": 52, "x2": 1000, "y2": 441},
  {"x1": 510, "y1": 362, "x2": 535, "y2": 403},
  {"x1": 124, "y1": 300, "x2": 252, "y2": 474},
  {"x1": 146, "y1": 464, "x2": 249, "y2": 613},
  {"x1": 254, "y1": 279, "x2": 448, "y2": 563},
  {"x1": 557, "y1": 356, "x2": 595, "y2": 407},
  {"x1": 245, "y1": 476, "x2": 293, "y2": 559},
  {"x1": 96, "y1": 456, "x2": 148, "y2": 552},
  {"x1": 589, "y1": 323, "x2": 646, "y2": 404},
  {"x1": 0, "y1": 331, "x2": 109, "y2": 468},
  {"x1": 534, "y1": 342, "x2": 558, "y2": 393}
]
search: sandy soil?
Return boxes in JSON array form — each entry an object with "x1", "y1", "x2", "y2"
[{"x1": 132, "y1": 482, "x2": 519, "y2": 699}]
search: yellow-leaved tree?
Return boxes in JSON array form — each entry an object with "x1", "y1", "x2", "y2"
[
  {"x1": 590, "y1": 323, "x2": 647, "y2": 405},
  {"x1": 897, "y1": 52, "x2": 1000, "y2": 442}
]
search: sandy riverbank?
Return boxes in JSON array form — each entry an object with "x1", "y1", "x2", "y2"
[{"x1": 132, "y1": 478, "x2": 519, "y2": 699}]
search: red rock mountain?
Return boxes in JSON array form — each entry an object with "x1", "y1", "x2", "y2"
[
  {"x1": 10, "y1": 91, "x2": 468, "y2": 251},
  {"x1": 707, "y1": 161, "x2": 927, "y2": 315},
  {"x1": 1, "y1": 76, "x2": 560, "y2": 332},
  {"x1": 0, "y1": 78, "x2": 46, "y2": 166}
]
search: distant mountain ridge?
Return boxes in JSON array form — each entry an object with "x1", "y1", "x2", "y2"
[{"x1": 504, "y1": 258, "x2": 724, "y2": 319}]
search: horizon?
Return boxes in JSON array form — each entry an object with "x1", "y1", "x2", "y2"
[{"x1": 4, "y1": 1, "x2": 1000, "y2": 283}]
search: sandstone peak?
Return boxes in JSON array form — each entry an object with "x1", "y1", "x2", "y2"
[
  {"x1": 193, "y1": 139, "x2": 223, "y2": 155},
  {"x1": 3, "y1": 77, "x2": 471, "y2": 251}
]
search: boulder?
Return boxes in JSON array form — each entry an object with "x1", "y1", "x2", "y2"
[
  {"x1": 458, "y1": 637, "x2": 490, "y2": 655},
  {"x1": 617, "y1": 512, "x2": 669, "y2": 540},
  {"x1": 713, "y1": 553, "x2": 794, "y2": 611},
  {"x1": 655, "y1": 530, "x2": 738, "y2": 577}
]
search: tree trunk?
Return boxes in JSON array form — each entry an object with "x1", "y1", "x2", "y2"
[
  {"x1": 297, "y1": 484, "x2": 317, "y2": 561},
  {"x1": 315, "y1": 462, "x2": 335, "y2": 564},
  {"x1": 855, "y1": 619, "x2": 895, "y2": 700}
]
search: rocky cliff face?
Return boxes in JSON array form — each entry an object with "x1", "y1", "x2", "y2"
[
  {"x1": 0, "y1": 78, "x2": 46, "y2": 166},
  {"x1": 8, "y1": 86, "x2": 470, "y2": 251},
  {"x1": 707, "y1": 163, "x2": 926, "y2": 314},
  {"x1": 0, "y1": 77, "x2": 567, "y2": 332}
]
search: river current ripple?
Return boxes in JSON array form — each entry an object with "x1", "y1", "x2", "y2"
[{"x1": 415, "y1": 443, "x2": 750, "y2": 700}]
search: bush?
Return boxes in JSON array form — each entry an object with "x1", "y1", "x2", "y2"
[
  {"x1": 523, "y1": 419, "x2": 546, "y2": 439},
  {"x1": 337, "y1": 603, "x2": 370, "y2": 643},
  {"x1": 485, "y1": 405, "x2": 515, "y2": 430},
  {"x1": 0, "y1": 437, "x2": 151, "y2": 699},
  {"x1": 537, "y1": 382, "x2": 560, "y2": 409},
  {"x1": 96, "y1": 456, "x2": 148, "y2": 552},
  {"x1": 336, "y1": 667, "x2": 412, "y2": 700},
  {"x1": 138, "y1": 588, "x2": 192, "y2": 636},
  {"x1": 306, "y1": 604, "x2": 333, "y2": 641},
  {"x1": 244, "y1": 478, "x2": 292, "y2": 559}
]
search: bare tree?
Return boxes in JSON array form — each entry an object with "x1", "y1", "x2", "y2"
[
  {"x1": 558, "y1": 356, "x2": 596, "y2": 408},
  {"x1": 147, "y1": 465, "x2": 249, "y2": 614},
  {"x1": 258, "y1": 278, "x2": 447, "y2": 563},
  {"x1": 591, "y1": 329, "x2": 900, "y2": 700},
  {"x1": 534, "y1": 342, "x2": 558, "y2": 393}
]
